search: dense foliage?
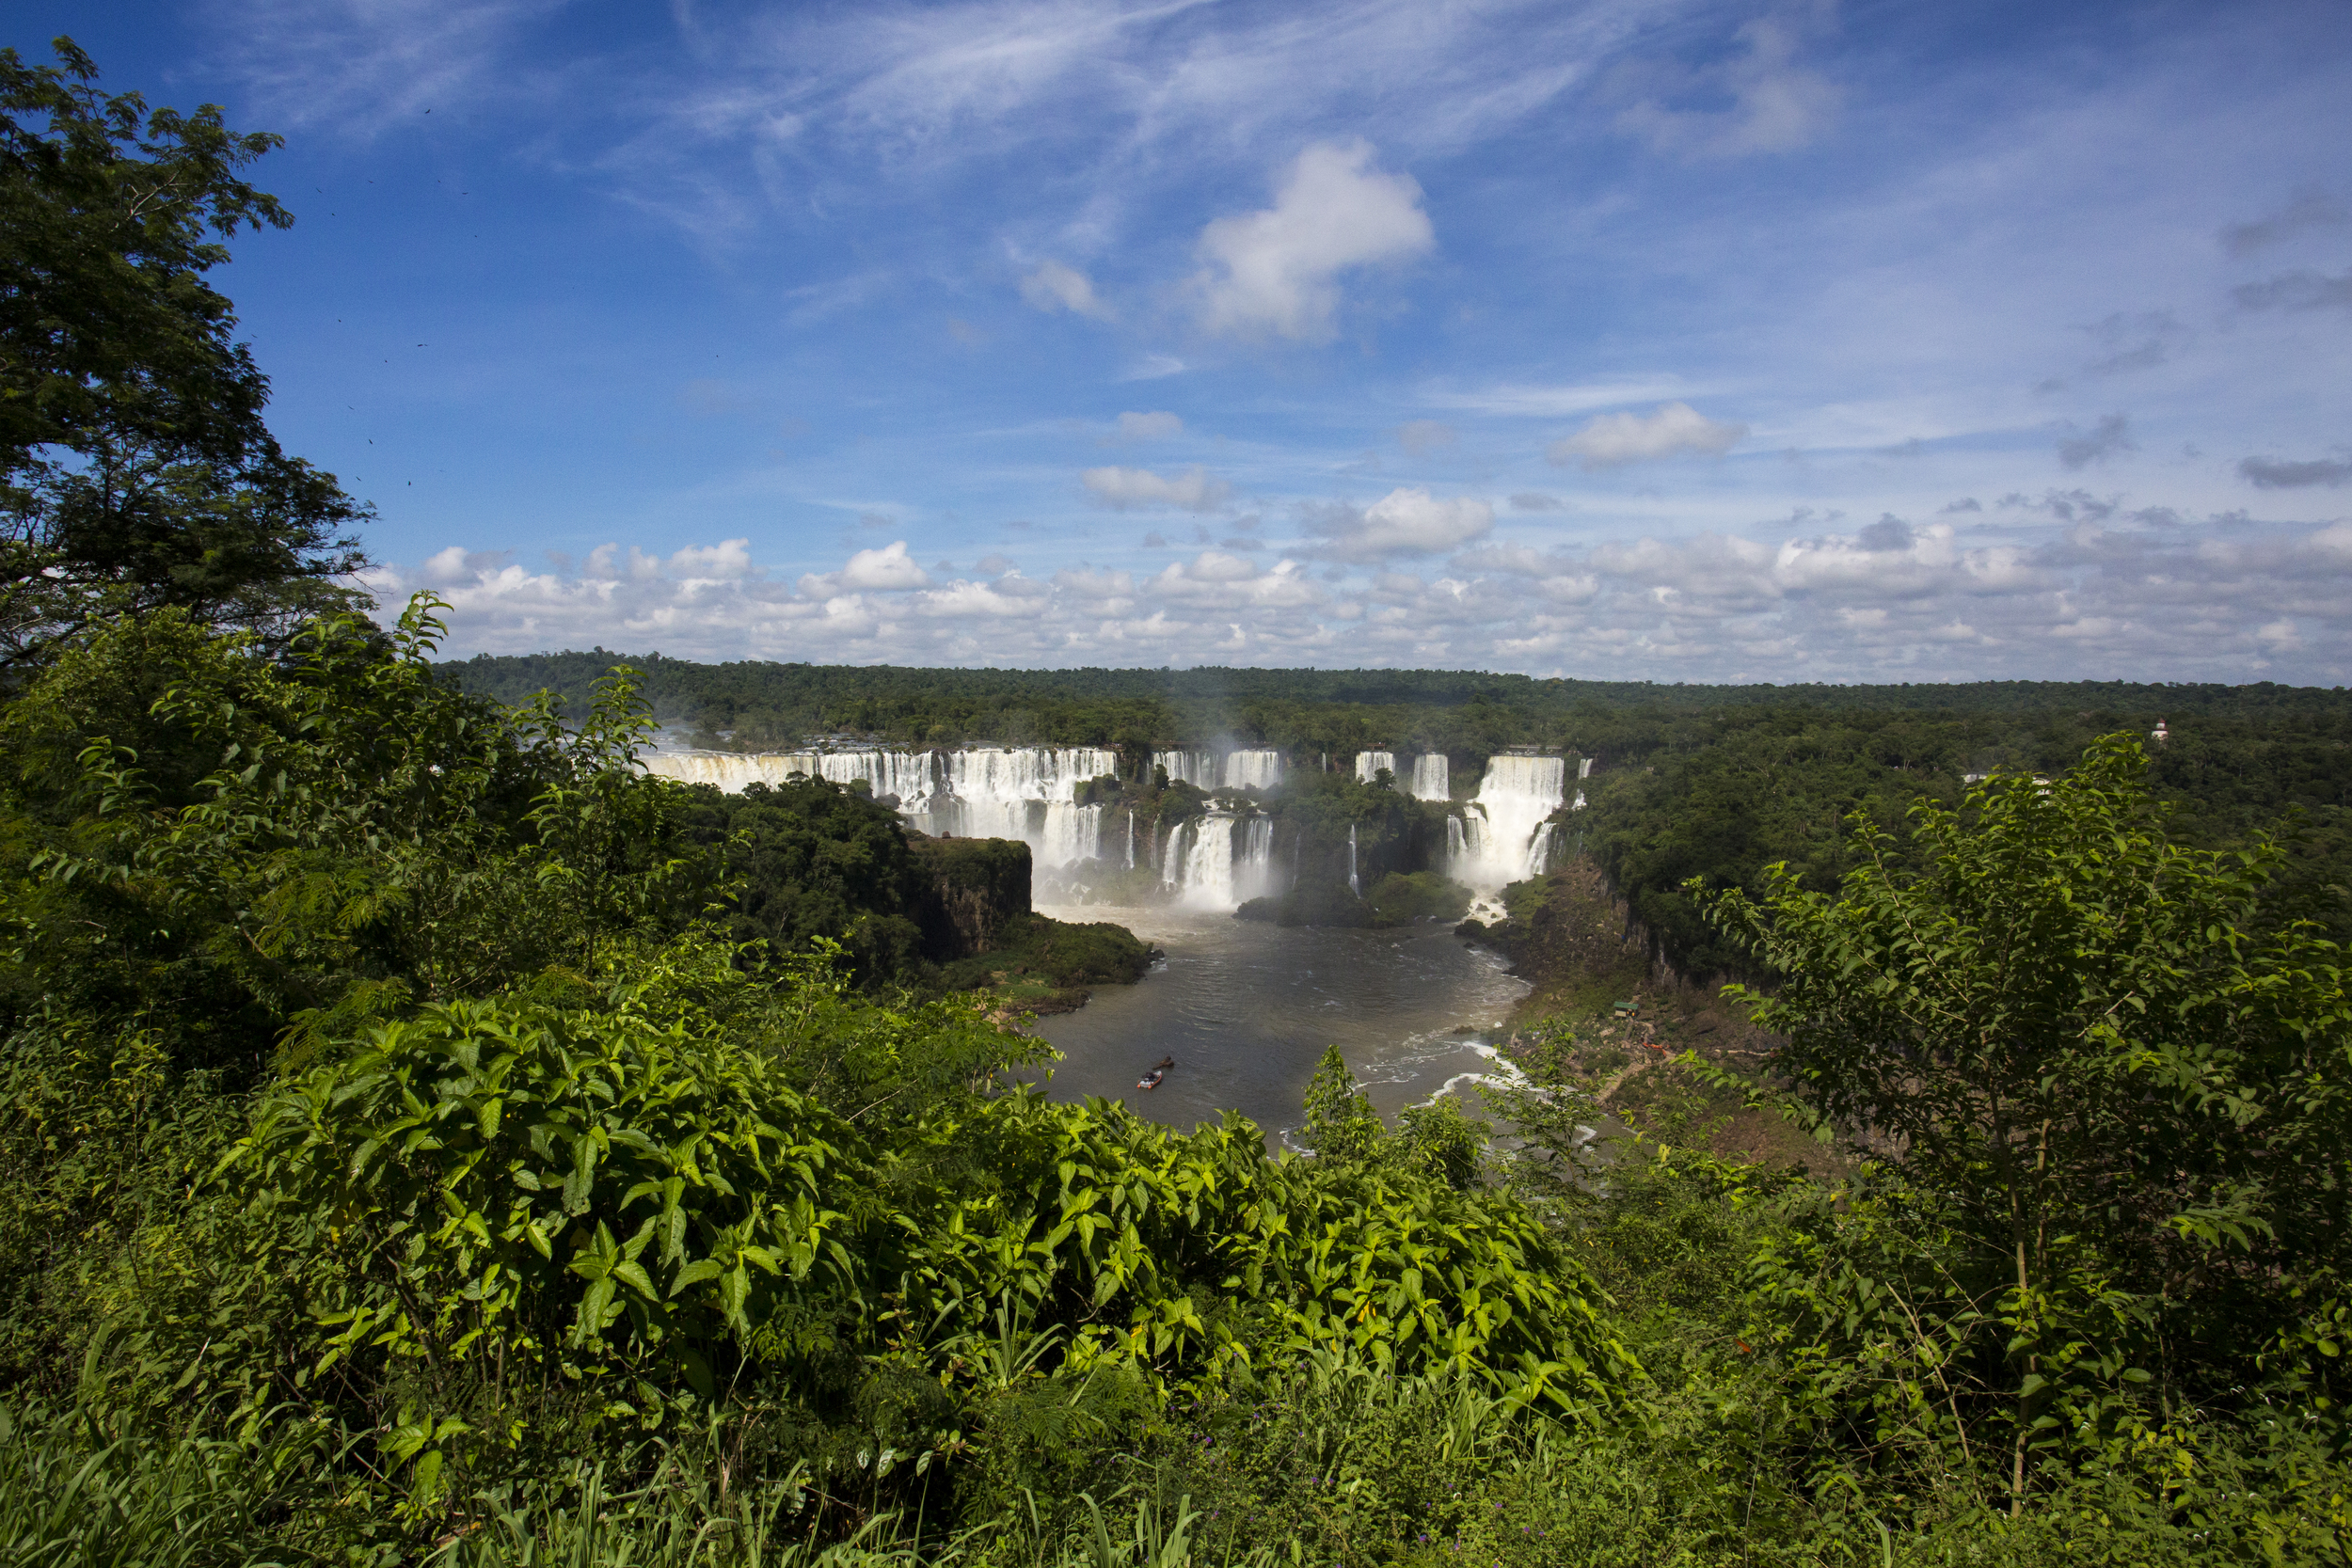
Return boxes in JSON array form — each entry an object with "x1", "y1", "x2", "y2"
[{"x1": 0, "y1": 605, "x2": 1634, "y2": 1563}]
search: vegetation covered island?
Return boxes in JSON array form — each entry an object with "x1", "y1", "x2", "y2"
[{"x1": 5, "y1": 37, "x2": 2352, "y2": 1568}]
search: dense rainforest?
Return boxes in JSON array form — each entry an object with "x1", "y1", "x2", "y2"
[
  {"x1": 5, "y1": 37, "x2": 2352, "y2": 1567},
  {"x1": 450, "y1": 649, "x2": 2352, "y2": 980}
]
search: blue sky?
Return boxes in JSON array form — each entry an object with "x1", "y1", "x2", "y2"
[{"x1": 24, "y1": 0, "x2": 2352, "y2": 680}]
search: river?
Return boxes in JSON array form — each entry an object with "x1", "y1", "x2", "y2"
[{"x1": 1028, "y1": 903, "x2": 1531, "y2": 1147}]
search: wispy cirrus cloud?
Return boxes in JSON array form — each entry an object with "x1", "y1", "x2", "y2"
[
  {"x1": 201, "y1": 0, "x2": 571, "y2": 135},
  {"x1": 1611, "y1": 11, "x2": 1841, "y2": 158}
]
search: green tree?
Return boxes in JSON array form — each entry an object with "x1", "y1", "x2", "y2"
[
  {"x1": 0, "y1": 38, "x2": 367, "y2": 665},
  {"x1": 1704, "y1": 736, "x2": 2352, "y2": 1507},
  {"x1": 1301, "y1": 1045, "x2": 1388, "y2": 1166}
]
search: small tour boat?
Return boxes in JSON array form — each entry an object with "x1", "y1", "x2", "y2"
[{"x1": 1136, "y1": 1056, "x2": 1176, "y2": 1091}]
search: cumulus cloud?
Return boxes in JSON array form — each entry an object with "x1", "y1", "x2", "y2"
[
  {"x1": 1115, "y1": 410, "x2": 1184, "y2": 440},
  {"x1": 797, "y1": 540, "x2": 930, "y2": 596},
  {"x1": 1614, "y1": 16, "x2": 1840, "y2": 159},
  {"x1": 1548, "y1": 402, "x2": 1747, "y2": 468},
  {"x1": 839, "y1": 540, "x2": 930, "y2": 589},
  {"x1": 1019, "y1": 260, "x2": 1111, "y2": 320},
  {"x1": 1310, "y1": 487, "x2": 1493, "y2": 562},
  {"x1": 2058, "y1": 414, "x2": 2136, "y2": 470},
  {"x1": 2233, "y1": 270, "x2": 2352, "y2": 312},
  {"x1": 2241, "y1": 454, "x2": 2352, "y2": 488},
  {"x1": 2222, "y1": 186, "x2": 2348, "y2": 256},
  {"x1": 1081, "y1": 466, "x2": 1232, "y2": 512},
  {"x1": 372, "y1": 506, "x2": 2352, "y2": 683},
  {"x1": 669, "y1": 539, "x2": 756, "y2": 578},
  {"x1": 1193, "y1": 140, "x2": 1434, "y2": 342}
]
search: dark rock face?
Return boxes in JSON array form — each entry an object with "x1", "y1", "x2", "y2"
[{"x1": 908, "y1": 834, "x2": 1032, "y2": 958}]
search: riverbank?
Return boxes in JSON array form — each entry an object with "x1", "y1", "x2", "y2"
[{"x1": 1462, "y1": 857, "x2": 1824, "y2": 1169}]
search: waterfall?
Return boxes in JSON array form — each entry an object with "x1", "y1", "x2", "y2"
[
  {"x1": 1241, "y1": 816, "x2": 1276, "y2": 901},
  {"x1": 1354, "y1": 751, "x2": 1396, "y2": 785},
  {"x1": 1571, "y1": 790, "x2": 1586, "y2": 811},
  {"x1": 1347, "y1": 823, "x2": 1360, "y2": 896},
  {"x1": 642, "y1": 745, "x2": 1116, "y2": 870},
  {"x1": 1152, "y1": 749, "x2": 1216, "y2": 788},
  {"x1": 932, "y1": 748, "x2": 1116, "y2": 866},
  {"x1": 1223, "y1": 750, "x2": 1283, "y2": 790},
  {"x1": 1158, "y1": 812, "x2": 1279, "y2": 910},
  {"x1": 1125, "y1": 811, "x2": 1136, "y2": 868},
  {"x1": 1578, "y1": 756, "x2": 1593, "y2": 780},
  {"x1": 1448, "y1": 755, "x2": 1566, "y2": 893},
  {"x1": 1410, "y1": 754, "x2": 1450, "y2": 801},
  {"x1": 637, "y1": 751, "x2": 824, "y2": 791}
]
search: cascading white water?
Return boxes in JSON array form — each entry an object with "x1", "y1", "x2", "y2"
[
  {"x1": 1347, "y1": 823, "x2": 1359, "y2": 896},
  {"x1": 1125, "y1": 811, "x2": 1136, "y2": 868},
  {"x1": 1578, "y1": 756, "x2": 1594, "y2": 780},
  {"x1": 1159, "y1": 813, "x2": 1279, "y2": 910},
  {"x1": 1411, "y1": 754, "x2": 1450, "y2": 801},
  {"x1": 931, "y1": 749, "x2": 1116, "y2": 866},
  {"x1": 1153, "y1": 749, "x2": 1216, "y2": 788},
  {"x1": 1571, "y1": 790, "x2": 1586, "y2": 811},
  {"x1": 637, "y1": 752, "x2": 826, "y2": 791},
  {"x1": 1223, "y1": 750, "x2": 1283, "y2": 790},
  {"x1": 642, "y1": 745, "x2": 1115, "y2": 869},
  {"x1": 1240, "y1": 816, "x2": 1276, "y2": 902},
  {"x1": 1448, "y1": 755, "x2": 1566, "y2": 894},
  {"x1": 1354, "y1": 751, "x2": 1396, "y2": 785}
]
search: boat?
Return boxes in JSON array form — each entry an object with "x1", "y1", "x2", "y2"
[{"x1": 1136, "y1": 1069, "x2": 1166, "y2": 1090}]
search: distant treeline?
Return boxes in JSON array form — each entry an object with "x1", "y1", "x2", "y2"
[
  {"x1": 1573, "y1": 703, "x2": 2352, "y2": 976},
  {"x1": 444, "y1": 651, "x2": 2352, "y2": 977},
  {"x1": 440, "y1": 649, "x2": 2350, "y2": 759}
]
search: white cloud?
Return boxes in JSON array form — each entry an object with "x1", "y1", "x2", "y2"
[
  {"x1": 838, "y1": 540, "x2": 931, "y2": 590},
  {"x1": 1548, "y1": 403, "x2": 1748, "y2": 468},
  {"x1": 207, "y1": 0, "x2": 564, "y2": 135},
  {"x1": 1193, "y1": 140, "x2": 1435, "y2": 342},
  {"x1": 1311, "y1": 487, "x2": 1493, "y2": 561},
  {"x1": 1419, "y1": 378, "x2": 1693, "y2": 417},
  {"x1": 1119, "y1": 354, "x2": 1187, "y2": 381},
  {"x1": 372, "y1": 507, "x2": 2352, "y2": 683},
  {"x1": 1081, "y1": 465, "x2": 1232, "y2": 512},
  {"x1": 1019, "y1": 260, "x2": 1112, "y2": 320},
  {"x1": 1115, "y1": 410, "x2": 1184, "y2": 440},
  {"x1": 1614, "y1": 16, "x2": 1840, "y2": 159},
  {"x1": 669, "y1": 538, "x2": 757, "y2": 578}
]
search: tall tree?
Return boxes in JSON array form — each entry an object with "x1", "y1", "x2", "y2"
[
  {"x1": 0, "y1": 37, "x2": 368, "y2": 666},
  {"x1": 1705, "y1": 737, "x2": 2351, "y2": 1507}
]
